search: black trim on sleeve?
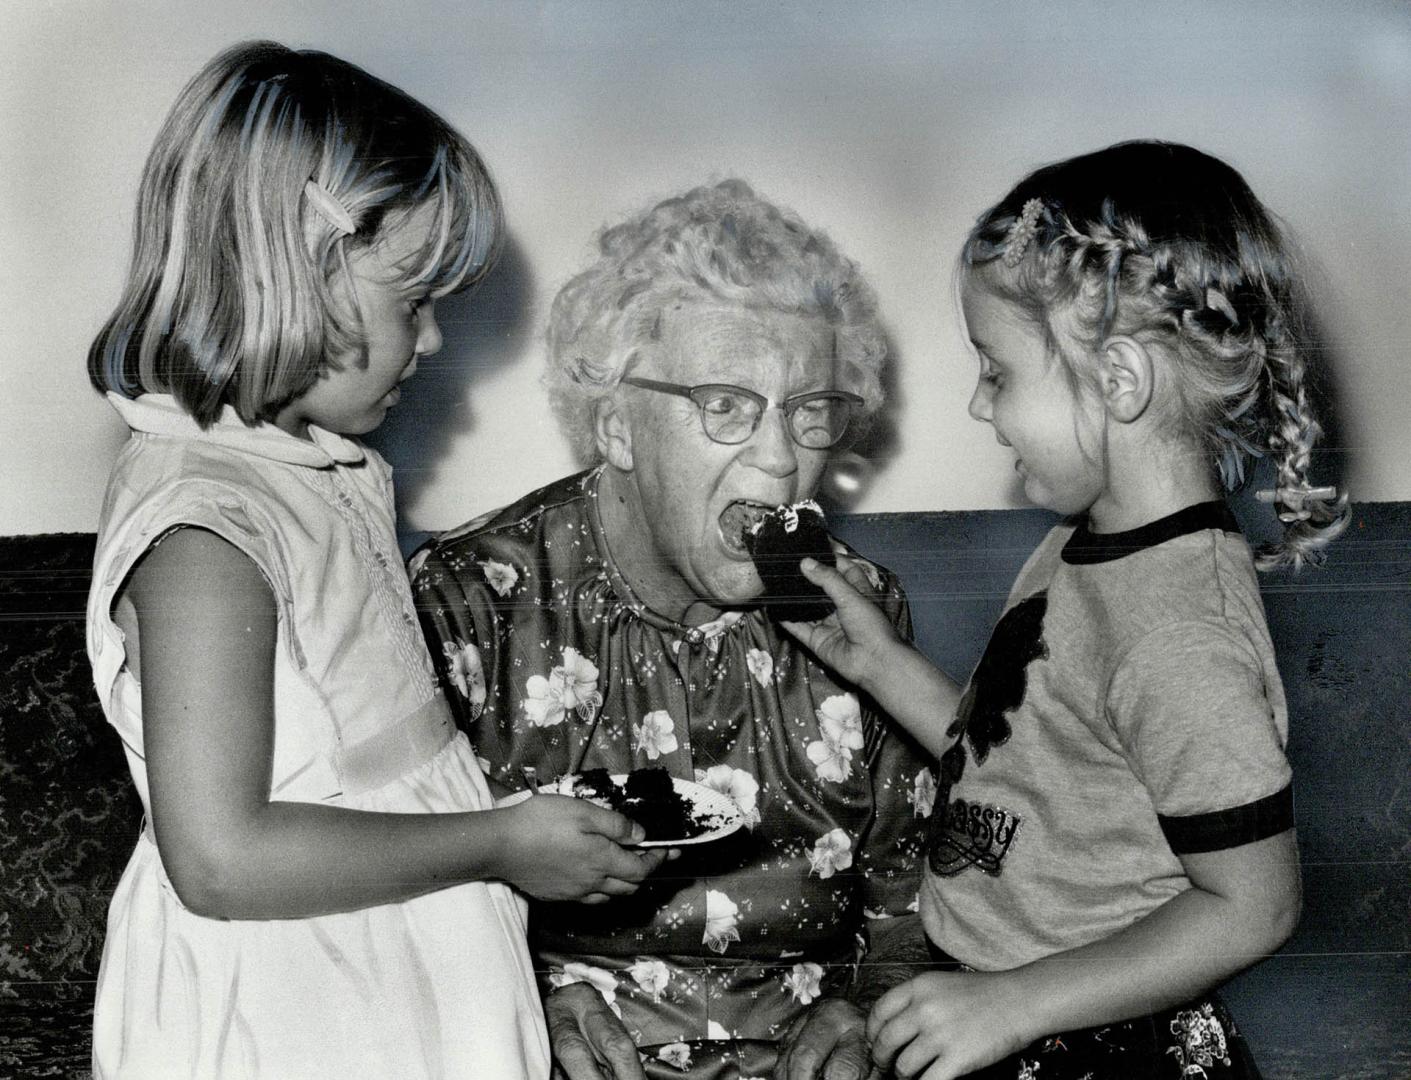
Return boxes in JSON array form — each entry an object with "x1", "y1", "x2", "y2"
[{"x1": 1158, "y1": 783, "x2": 1294, "y2": 854}]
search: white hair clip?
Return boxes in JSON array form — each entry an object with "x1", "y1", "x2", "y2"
[
  {"x1": 1256, "y1": 484, "x2": 1338, "y2": 522},
  {"x1": 1002, "y1": 198, "x2": 1044, "y2": 268},
  {"x1": 304, "y1": 179, "x2": 356, "y2": 236}
]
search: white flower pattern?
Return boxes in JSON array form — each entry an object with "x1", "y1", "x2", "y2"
[
  {"x1": 480, "y1": 558, "x2": 520, "y2": 597},
  {"x1": 816, "y1": 694, "x2": 864, "y2": 750},
  {"x1": 521, "y1": 646, "x2": 604, "y2": 727},
  {"x1": 909, "y1": 767, "x2": 937, "y2": 818},
  {"x1": 1167, "y1": 1003, "x2": 1232, "y2": 1076},
  {"x1": 633, "y1": 709, "x2": 679, "y2": 760},
  {"x1": 703, "y1": 889, "x2": 741, "y2": 954},
  {"x1": 441, "y1": 640, "x2": 486, "y2": 718},
  {"x1": 695, "y1": 764, "x2": 760, "y2": 827},
  {"x1": 745, "y1": 647, "x2": 774, "y2": 688},
  {"x1": 547, "y1": 961, "x2": 620, "y2": 1016},
  {"x1": 808, "y1": 828, "x2": 854, "y2": 879},
  {"x1": 805, "y1": 693, "x2": 864, "y2": 783},
  {"x1": 627, "y1": 958, "x2": 670, "y2": 1003},
  {"x1": 806, "y1": 737, "x2": 852, "y2": 782},
  {"x1": 780, "y1": 961, "x2": 824, "y2": 1005},
  {"x1": 657, "y1": 1042, "x2": 692, "y2": 1071}
]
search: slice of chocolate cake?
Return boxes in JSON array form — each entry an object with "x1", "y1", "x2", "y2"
[
  {"x1": 621, "y1": 767, "x2": 695, "y2": 842},
  {"x1": 564, "y1": 768, "x2": 725, "y2": 842},
  {"x1": 745, "y1": 500, "x2": 835, "y2": 622},
  {"x1": 570, "y1": 768, "x2": 625, "y2": 811}
]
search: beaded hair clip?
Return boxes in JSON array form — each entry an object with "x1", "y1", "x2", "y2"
[
  {"x1": 1002, "y1": 198, "x2": 1044, "y2": 267},
  {"x1": 304, "y1": 179, "x2": 356, "y2": 236}
]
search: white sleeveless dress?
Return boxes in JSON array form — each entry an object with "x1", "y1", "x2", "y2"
[{"x1": 86, "y1": 393, "x2": 550, "y2": 1079}]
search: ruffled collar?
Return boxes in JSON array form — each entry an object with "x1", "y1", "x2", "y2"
[{"x1": 108, "y1": 392, "x2": 365, "y2": 469}]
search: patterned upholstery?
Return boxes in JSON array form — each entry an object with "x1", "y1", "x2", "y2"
[{"x1": 0, "y1": 534, "x2": 140, "y2": 1078}]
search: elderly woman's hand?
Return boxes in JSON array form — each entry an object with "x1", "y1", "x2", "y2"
[
  {"x1": 776, "y1": 996, "x2": 875, "y2": 1080},
  {"x1": 547, "y1": 982, "x2": 646, "y2": 1080}
]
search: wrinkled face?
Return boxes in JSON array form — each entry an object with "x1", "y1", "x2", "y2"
[
  {"x1": 961, "y1": 279, "x2": 1105, "y2": 515},
  {"x1": 614, "y1": 297, "x2": 838, "y2": 610},
  {"x1": 276, "y1": 203, "x2": 444, "y2": 438}
]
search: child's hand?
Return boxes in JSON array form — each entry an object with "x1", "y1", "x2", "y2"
[
  {"x1": 867, "y1": 971, "x2": 1028, "y2": 1079},
  {"x1": 495, "y1": 794, "x2": 668, "y2": 904},
  {"x1": 782, "y1": 555, "x2": 961, "y2": 759},
  {"x1": 779, "y1": 556, "x2": 907, "y2": 695}
]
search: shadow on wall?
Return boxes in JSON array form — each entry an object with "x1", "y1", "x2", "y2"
[
  {"x1": 366, "y1": 233, "x2": 536, "y2": 516},
  {"x1": 817, "y1": 328, "x2": 904, "y2": 516},
  {"x1": 816, "y1": 323, "x2": 1033, "y2": 516}
]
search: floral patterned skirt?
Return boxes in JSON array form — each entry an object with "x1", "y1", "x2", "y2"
[{"x1": 928, "y1": 945, "x2": 1263, "y2": 1080}]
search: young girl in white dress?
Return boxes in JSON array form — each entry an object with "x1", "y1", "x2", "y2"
[
  {"x1": 787, "y1": 140, "x2": 1347, "y2": 1079},
  {"x1": 85, "y1": 41, "x2": 662, "y2": 1080}
]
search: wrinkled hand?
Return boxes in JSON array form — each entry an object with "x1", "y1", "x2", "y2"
[
  {"x1": 780, "y1": 556, "x2": 906, "y2": 693},
  {"x1": 777, "y1": 996, "x2": 874, "y2": 1080},
  {"x1": 547, "y1": 982, "x2": 645, "y2": 1080},
  {"x1": 496, "y1": 794, "x2": 667, "y2": 903},
  {"x1": 867, "y1": 971, "x2": 1026, "y2": 1079}
]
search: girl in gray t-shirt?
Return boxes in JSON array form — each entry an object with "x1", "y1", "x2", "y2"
[{"x1": 787, "y1": 140, "x2": 1346, "y2": 1079}]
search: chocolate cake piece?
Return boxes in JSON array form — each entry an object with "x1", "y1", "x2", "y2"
[
  {"x1": 566, "y1": 768, "x2": 715, "y2": 842},
  {"x1": 744, "y1": 500, "x2": 835, "y2": 622},
  {"x1": 621, "y1": 767, "x2": 694, "y2": 841},
  {"x1": 570, "y1": 768, "x2": 626, "y2": 811}
]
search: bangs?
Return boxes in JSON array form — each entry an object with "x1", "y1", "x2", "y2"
[{"x1": 397, "y1": 142, "x2": 502, "y2": 296}]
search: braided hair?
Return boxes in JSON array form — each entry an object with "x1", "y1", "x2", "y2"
[{"x1": 962, "y1": 140, "x2": 1348, "y2": 569}]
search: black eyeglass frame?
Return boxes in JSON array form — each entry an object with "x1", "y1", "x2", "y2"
[{"x1": 619, "y1": 376, "x2": 865, "y2": 449}]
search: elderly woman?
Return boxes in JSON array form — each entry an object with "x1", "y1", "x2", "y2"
[{"x1": 411, "y1": 180, "x2": 931, "y2": 1080}]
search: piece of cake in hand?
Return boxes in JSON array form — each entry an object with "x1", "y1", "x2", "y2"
[
  {"x1": 745, "y1": 500, "x2": 835, "y2": 622},
  {"x1": 565, "y1": 768, "x2": 725, "y2": 842}
]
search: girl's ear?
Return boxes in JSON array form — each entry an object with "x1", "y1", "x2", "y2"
[
  {"x1": 1099, "y1": 335, "x2": 1154, "y2": 424},
  {"x1": 594, "y1": 393, "x2": 634, "y2": 471}
]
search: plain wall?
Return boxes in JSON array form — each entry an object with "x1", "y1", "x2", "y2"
[{"x1": 3, "y1": 0, "x2": 1409, "y2": 534}]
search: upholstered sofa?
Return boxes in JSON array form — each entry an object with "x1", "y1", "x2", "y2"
[{"x1": 2, "y1": 505, "x2": 1407, "y2": 1078}]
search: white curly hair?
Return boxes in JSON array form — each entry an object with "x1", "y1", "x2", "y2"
[{"x1": 544, "y1": 179, "x2": 887, "y2": 461}]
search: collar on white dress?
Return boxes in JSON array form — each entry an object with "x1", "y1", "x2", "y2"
[{"x1": 107, "y1": 392, "x2": 365, "y2": 469}]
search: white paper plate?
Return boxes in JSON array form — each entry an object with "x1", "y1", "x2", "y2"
[{"x1": 548, "y1": 773, "x2": 744, "y2": 847}]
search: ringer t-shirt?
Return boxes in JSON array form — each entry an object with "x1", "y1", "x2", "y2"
[{"x1": 919, "y1": 501, "x2": 1294, "y2": 972}]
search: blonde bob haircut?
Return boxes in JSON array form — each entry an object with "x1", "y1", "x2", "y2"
[
  {"x1": 89, "y1": 40, "x2": 501, "y2": 427},
  {"x1": 545, "y1": 179, "x2": 887, "y2": 462}
]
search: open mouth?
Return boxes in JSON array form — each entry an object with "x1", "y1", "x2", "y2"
[{"x1": 718, "y1": 500, "x2": 775, "y2": 555}]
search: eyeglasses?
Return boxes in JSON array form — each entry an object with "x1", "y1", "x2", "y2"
[{"x1": 620, "y1": 376, "x2": 863, "y2": 450}]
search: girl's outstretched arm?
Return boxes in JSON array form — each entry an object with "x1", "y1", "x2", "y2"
[
  {"x1": 782, "y1": 557, "x2": 960, "y2": 758},
  {"x1": 868, "y1": 829, "x2": 1302, "y2": 1079},
  {"x1": 129, "y1": 528, "x2": 664, "y2": 919}
]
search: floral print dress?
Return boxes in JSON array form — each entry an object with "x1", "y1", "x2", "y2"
[{"x1": 411, "y1": 469, "x2": 932, "y2": 1079}]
